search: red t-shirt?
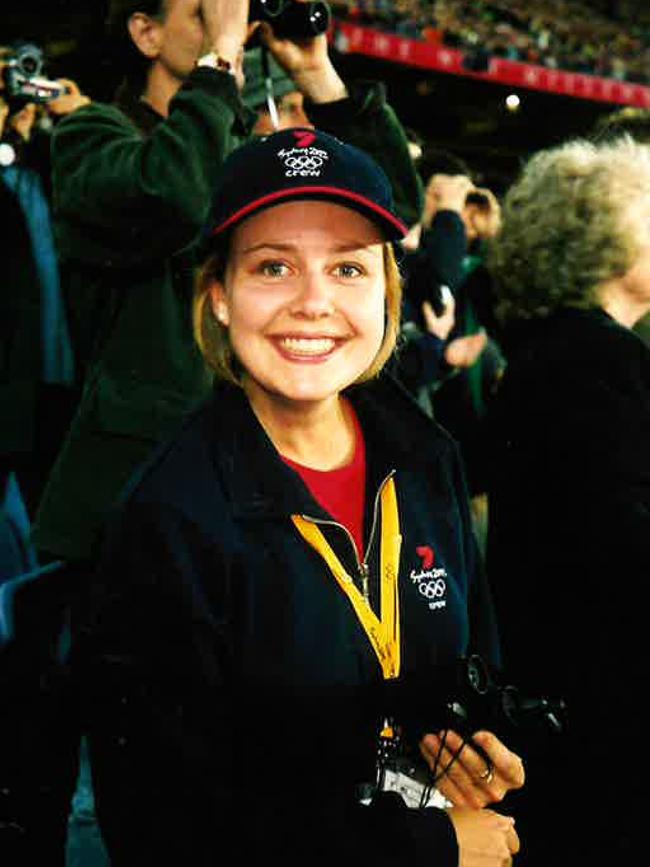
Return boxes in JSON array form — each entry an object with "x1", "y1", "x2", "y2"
[{"x1": 281, "y1": 406, "x2": 367, "y2": 560}]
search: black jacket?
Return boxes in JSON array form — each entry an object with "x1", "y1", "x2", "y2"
[
  {"x1": 486, "y1": 306, "x2": 650, "y2": 861},
  {"x1": 77, "y1": 374, "x2": 499, "y2": 866}
]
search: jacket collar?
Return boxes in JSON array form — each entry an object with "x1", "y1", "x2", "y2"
[{"x1": 204, "y1": 374, "x2": 445, "y2": 522}]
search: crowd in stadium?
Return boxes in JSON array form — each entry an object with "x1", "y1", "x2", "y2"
[{"x1": 332, "y1": 0, "x2": 650, "y2": 83}]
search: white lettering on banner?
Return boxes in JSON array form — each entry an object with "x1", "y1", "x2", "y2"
[{"x1": 373, "y1": 34, "x2": 391, "y2": 55}]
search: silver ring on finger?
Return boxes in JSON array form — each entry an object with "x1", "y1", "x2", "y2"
[{"x1": 479, "y1": 766, "x2": 494, "y2": 784}]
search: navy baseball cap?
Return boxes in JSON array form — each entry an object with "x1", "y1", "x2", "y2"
[{"x1": 205, "y1": 127, "x2": 408, "y2": 242}]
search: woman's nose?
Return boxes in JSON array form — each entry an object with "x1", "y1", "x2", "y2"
[{"x1": 290, "y1": 271, "x2": 335, "y2": 318}]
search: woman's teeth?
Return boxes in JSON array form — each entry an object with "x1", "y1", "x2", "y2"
[{"x1": 280, "y1": 337, "x2": 336, "y2": 355}]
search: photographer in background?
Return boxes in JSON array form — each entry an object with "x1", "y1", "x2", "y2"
[
  {"x1": 395, "y1": 171, "x2": 490, "y2": 414},
  {"x1": 425, "y1": 170, "x2": 504, "y2": 553},
  {"x1": 0, "y1": 45, "x2": 88, "y2": 517},
  {"x1": 395, "y1": 151, "x2": 502, "y2": 551}
]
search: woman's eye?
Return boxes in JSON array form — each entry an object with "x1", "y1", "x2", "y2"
[
  {"x1": 334, "y1": 263, "x2": 364, "y2": 279},
  {"x1": 260, "y1": 261, "x2": 289, "y2": 278}
]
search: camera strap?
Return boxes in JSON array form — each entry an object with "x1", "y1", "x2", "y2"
[
  {"x1": 260, "y1": 47, "x2": 280, "y2": 131},
  {"x1": 291, "y1": 476, "x2": 402, "y2": 680}
]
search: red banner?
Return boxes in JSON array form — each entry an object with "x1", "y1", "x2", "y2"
[{"x1": 332, "y1": 21, "x2": 650, "y2": 108}]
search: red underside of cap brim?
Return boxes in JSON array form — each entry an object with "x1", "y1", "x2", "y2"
[{"x1": 211, "y1": 186, "x2": 408, "y2": 239}]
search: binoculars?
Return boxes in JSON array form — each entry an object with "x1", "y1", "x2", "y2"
[{"x1": 250, "y1": 0, "x2": 331, "y2": 39}]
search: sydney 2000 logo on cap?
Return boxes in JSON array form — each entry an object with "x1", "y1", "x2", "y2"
[{"x1": 277, "y1": 131, "x2": 329, "y2": 178}]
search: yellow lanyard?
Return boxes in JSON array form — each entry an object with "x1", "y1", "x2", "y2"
[{"x1": 291, "y1": 477, "x2": 402, "y2": 680}]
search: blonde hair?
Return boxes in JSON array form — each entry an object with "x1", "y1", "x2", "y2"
[
  {"x1": 193, "y1": 239, "x2": 402, "y2": 385},
  {"x1": 488, "y1": 136, "x2": 650, "y2": 321}
]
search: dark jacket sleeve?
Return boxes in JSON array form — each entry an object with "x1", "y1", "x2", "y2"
[
  {"x1": 51, "y1": 69, "x2": 255, "y2": 265},
  {"x1": 307, "y1": 80, "x2": 424, "y2": 228},
  {"x1": 389, "y1": 320, "x2": 446, "y2": 396},
  {"x1": 406, "y1": 211, "x2": 468, "y2": 313},
  {"x1": 73, "y1": 501, "x2": 236, "y2": 864}
]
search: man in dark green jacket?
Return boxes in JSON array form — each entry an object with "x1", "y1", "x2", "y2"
[{"x1": 33, "y1": 0, "x2": 422, "y2": 564}]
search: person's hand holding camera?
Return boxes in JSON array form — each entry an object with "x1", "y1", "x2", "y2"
[
  {"x1": 422, "y1": 173, "x2": 475, "y2": 228},
  {"x1": 257, "y1": 2, "x2": 347, "y2": 103},
  {"x1": 420, "y1": 728, "x2": 525, "y2": 809},
  {"x1": 464, "y1": 186, "x2": 502, "y2": 241},
  {"x1": 46, "y1": 78, "x2": 90, "y2": 116}
]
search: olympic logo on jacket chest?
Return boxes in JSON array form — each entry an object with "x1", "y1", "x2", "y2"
[{"x1": 409, "y1": 545, "x2": 448, "y2": 610}]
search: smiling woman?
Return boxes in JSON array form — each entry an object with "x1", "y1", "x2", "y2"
[
  {"x1": 196, "y1": 200, "x2": 401, "y2": 401},
  {"x1": 75, "y1": 127, "x2": 524, "y2": 866}
]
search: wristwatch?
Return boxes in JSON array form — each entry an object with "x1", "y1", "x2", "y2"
[{"x1": 196, "y1": 52, "x2": 235, "y2": 75}]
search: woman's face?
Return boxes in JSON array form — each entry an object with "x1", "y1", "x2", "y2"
[
  {"x1": 620, "y1": 229, "x2": 650, "y2": 307},
  {"x1": 150, "y1": 0, "x2": 209, "y2": 83},
  {"x1": 209, "y1": 200, "x2": 387, "y2": 410}
]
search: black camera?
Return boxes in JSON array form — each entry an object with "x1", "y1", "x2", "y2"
[
  {"x1": 385, "y1": 655, "x2": 567, "y2": 751},
  {"x1": 2, "y1": 43, "x2": 66, "y2": 106},
  {"x1": 249, "y1": 0, "x2": 331, "y2": 39}
]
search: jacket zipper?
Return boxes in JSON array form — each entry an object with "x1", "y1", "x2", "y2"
[{"x1": 299, "y1": 469, "x2": 396, "y2": 603}]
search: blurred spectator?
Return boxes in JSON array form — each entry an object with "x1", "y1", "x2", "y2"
[
  {"x1": 1, "y1": 46, "x2": 93, "y2": 867},
  {"x1": 397, "y1": 148, "x2": 489, "y2": 417},
  {"x1": 590, "y1": 105, "x2": 650, "y2": 347},
  {"x1": 398, "y1": 148, "x2": 503, "y2": 546},
  {"x1": 486, "y1": 135, "x2": 650, "y2": 865},
  {"x1": 1, "y1": 49, "x2": 88, "y2": 516}
]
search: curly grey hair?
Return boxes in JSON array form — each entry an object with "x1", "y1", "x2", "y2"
[{"x1": 488, "y1": 135, "x2": 650, "y2": 321}]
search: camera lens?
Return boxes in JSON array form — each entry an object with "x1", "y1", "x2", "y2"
[
  {"x1": 280, "y1": 1, "x2": 331, "y2": 38},
  {"x1": 16, "y1": 44, "x2": 43, "y2": 78},
  {"x1": 250, "y1": 0, "x2": 285, "y2": 19},
  {"x1": 251, "y1": 1, "x2": 331, "y2": 39},
  {"x1": 305, "y1": 2, "x2": 331, "y2": 34}
]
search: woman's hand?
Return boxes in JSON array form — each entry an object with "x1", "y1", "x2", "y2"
[
  {"x1": 46, "y1": 79, "x2": 91, "y2": 116},
  {"x1": 257, "y1": 5, "x2": 347, "y2": 104},
  {"x1": 422, "y1": 173, "x2": 474, "y2": 228},
  {"x1": 448, "y1": 806, "x2": 520, "y2": 866},
  {"x1": 420, "y1": 729, "x2": 525, "y2": 808},
  {"x1": 443, "y1": 329, "x2": 488, "y2": 368}
]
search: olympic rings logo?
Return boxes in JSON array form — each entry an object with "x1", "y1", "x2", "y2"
[
  {"x1": 417, "y1": 578, "x2": 447, "y2": 600},
  {"x1": 283, "y1": 155, "x2": 325, "y2": 171}
]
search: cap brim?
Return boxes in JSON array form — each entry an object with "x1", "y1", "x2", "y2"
[{"x1": 210, "y1": 186, "x2": 408, "y2": 241}]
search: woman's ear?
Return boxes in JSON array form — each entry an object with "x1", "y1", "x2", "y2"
[
  {"x1": 209, "y1": 281, "x2": 230, "y2": 326},
  {"x1": 127, "y1": 12, "x2": 164, "y2": 60}
]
